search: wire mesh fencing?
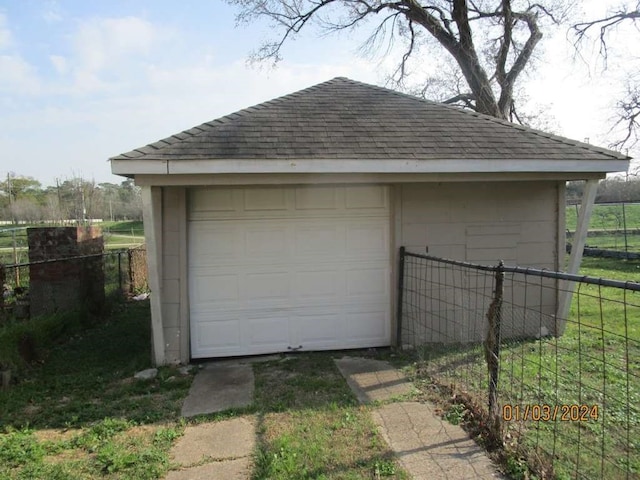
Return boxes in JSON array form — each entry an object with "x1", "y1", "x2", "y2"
[
  {"x1": 1, "y1": 249, "x2": 147, "y2": 322},
  {"x1": 398, "y1": 247, "x2": 640, "y2": 479}
]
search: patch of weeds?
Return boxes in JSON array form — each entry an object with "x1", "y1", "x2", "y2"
[
  {"x1": 72, "y1": 418, "x2": 134, "y2": 451},
  {"x1": 373, "y1": 458, "x2": 397, "y2": 477},
  {"x1": 504, "y1": 454, "x2": 530, "y2": 480},
  {"x1": 443, "y1": 403, "x2": 466, "y2": 426},
  {"x1": 0, "y1": 428, "x2": 47, "y2": 469}
]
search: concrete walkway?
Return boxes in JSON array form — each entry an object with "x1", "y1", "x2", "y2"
[
  {"x1": 167, "y1": 361, "x2": 256, "y2": 480},
  {"x1": 335, "y1": 356, "x2": 507, "y2": 480},
  {"x1": 168, "y1": 355, "x2": 506, "y2": 480}
]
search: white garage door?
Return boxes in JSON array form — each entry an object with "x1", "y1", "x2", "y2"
[{"x1": 188, "y1": 185, "x2": 391, "y2": 358}]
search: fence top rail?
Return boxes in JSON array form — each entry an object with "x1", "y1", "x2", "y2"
[
  {"x1": 1, "y1": 250, "x2": 129, "y2": 269},
  {"x1": 402, "y1": 249, "x2": 640, "y2": 291}
]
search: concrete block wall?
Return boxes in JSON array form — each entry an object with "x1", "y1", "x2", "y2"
[
  {"x1": 28, "y1": 227, "x2": 104, "y2": 317},
  {"x1": 161, "y1": 188, "x2": 186, "y2": 364}
]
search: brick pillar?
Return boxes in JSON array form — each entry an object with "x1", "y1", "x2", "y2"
[{"x1": 28, "y1": 227, "x2": 104, "y2": 317}]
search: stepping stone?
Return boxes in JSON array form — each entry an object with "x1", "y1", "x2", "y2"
[
  {"x1": 170, "y1": 417, "x2": 256, "y2": 466},
  {"x1": 334, "y1": 356, "x2": 413, "y2": 403},
  {"x1": 165, "y1": 458, "x2": 252, "y2": 480},
  {"x1": 181, "y1": 363, "x2": 254, "y2": 417}
]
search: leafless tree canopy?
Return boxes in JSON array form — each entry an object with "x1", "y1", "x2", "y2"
[
  {"x1": 571, "y1": 1, "x2": 640, "y2": 150},
  {"x1": 230, "y1": 0, "x2": 569, "y2": 120}
]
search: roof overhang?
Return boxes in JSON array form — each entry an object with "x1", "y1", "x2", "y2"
[{"x1": 111, "y1": 157, "x2": 630, "y2": 177}]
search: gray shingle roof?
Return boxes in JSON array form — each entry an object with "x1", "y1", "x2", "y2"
[{"x1": 111, "y1": 77, "x2": 629, "y2": 162}]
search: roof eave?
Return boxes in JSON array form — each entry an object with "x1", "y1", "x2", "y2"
[{"x1": 110, "y1": 158, "x2": 630, "y2": 177}]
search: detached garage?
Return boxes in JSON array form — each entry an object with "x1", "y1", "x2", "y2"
[{"x1": 110, "y1": 77, "x2": 629, "y2": 366}]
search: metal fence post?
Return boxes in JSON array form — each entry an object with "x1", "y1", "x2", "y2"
[
  {"x1": 118, "y1": 251, "x2": 123, "y2": 294},
  {"x1": 486, "y1": 260, "x2": 504, "y2": 441},
  {"x1": 396, "y1": 246, "x2": 406, "y2": 348},
  {"x1": 0, "y1": 264, "x2": 5, "y2": 313},
  {"x1": 622, "y1": 202, "x2": 628, "y2": 256}
]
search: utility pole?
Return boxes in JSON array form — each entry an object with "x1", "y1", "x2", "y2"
[{"x1": 7, "y1": 173, "x2": 20, "y2": 283}]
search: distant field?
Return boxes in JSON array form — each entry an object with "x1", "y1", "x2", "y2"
[
  {"x1": 0, "y1": 221, "x2": 144, "y2": 264},
  {"x1": 566, "y1": 203, "x2": 640, "y2": 252},
  {"x1": 566, "y1": 203, "x2": 640, "y2": 231}
]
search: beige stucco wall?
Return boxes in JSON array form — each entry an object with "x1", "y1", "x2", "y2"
[{"x1": 398, "y1": 181, "x2": 564, "y2": 346}]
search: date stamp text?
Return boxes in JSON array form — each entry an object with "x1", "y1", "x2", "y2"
[{"x1": 502, "y1": 404, "x2": 599, "y2": 422}]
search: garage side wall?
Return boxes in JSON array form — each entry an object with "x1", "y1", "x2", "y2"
[
  {"x1": 161, "y1": 187, "x2": 188, "y2": 364},
  {"x1": 399, "y1": 181, "x2": 561, "y2": 344}
]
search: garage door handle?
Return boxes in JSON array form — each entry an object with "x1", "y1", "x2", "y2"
[{"x1": 288, "y1": 345, "x2": 303, "y2": 351}]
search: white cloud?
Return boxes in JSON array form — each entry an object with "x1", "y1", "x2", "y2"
[
  {"x1": 0, "y1": 13, "x2": 13, "y2": 50},
  {"x1": 49, "y1": 54, "x2": 68, "y2": 74},
  {"x1": 74, "y1": 16, "x2": 158, "y2": 73},
  {"x1": 0, "y1": 54, "x2": 40, "y2": 94},
  {"x1": 42, "y1": 1, "x2": 63, "y2": 23}
]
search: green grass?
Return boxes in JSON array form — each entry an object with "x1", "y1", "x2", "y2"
[
  {"x1": 0, "y1": 301, "x2": 192, "y2": 479},
  {"x1": 0, "y1": 221, "x2": 145, "y2": 264},
  {"x1": 1, "y1": 302, "x2": 407, "y2": 479},
  {"x1": 252, "y1": 354, "x2": 409, "y2": 480},
  {"x1": 566, "y1": 203, "x2": 640, "y2": 232},
  {"x1": 566, "y1": 203, "x2": 640, "y2": 252},
  {"x1": 408, "y1": 257, "x2": 640, "y2": 479}
]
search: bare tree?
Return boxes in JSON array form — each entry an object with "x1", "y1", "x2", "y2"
[
  {"x1": 572, "y1": 1, "x2": 640, "y2": 150},
  {"x1": 231, "y1": 0, "x2": 569, "y2": 120}
]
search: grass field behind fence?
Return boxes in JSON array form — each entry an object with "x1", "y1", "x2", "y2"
[
  {"x1": 414, "y1": 257, "x2": 640, "y2": 479},
  {"x1": 566, "y1": 203, "x2": 640, "y2": 252},
  {"x1": 0, "y1": 221, "x2": 144, "y2": 264}
]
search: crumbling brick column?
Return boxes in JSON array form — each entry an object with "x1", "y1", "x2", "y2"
[{"x1": 28, "y1": 227, "x2": 105, "y2": 317}]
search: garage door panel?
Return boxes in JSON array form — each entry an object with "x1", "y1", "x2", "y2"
[
  {"x1": 295, "y1": 312, "x2": 345, "y2": 347},
  {"x1": 294, "y1": 225, "x2": 342, "y2": 255},
  {"x1": 191, "y1": 188, "x2": 236, "y2": 213},
  {"x1": 244, "y1": 188, "x2": 288, "y2": 211},
  {"x1": 247, "y1": 315, "x2": 291, "y2": 348},
  {"x1": 191, "y1": 273, "x2": 239, "y2": 304},
  {"x1": 345, "y1": 185, "x2": 387, "y2": 209},
  {"x1": 194, "y1": 318, "x2": 242, "y2": 354},
  {"x1": 293, "y1": 270, "x2": 342, "y2": 298},
  {"x1": 347, "y1": 223, "x2": 388, "y2": 252},
  {"x1": 346, "y1": 268, "x2": 388, "y2": 296},
  {"x1": 245, "y1": 226, "x2": 290, "y2": 257},
  {"x1": 294, "y1": 186, "x2": 337, "y2": 210},
  {"x1": 345, "y1": 309, "x2": 389, "y2": 341},
  {"x1": 189, "y1": 185, "x2": 391, "y2": 358},
  {"x1": 245, "y1": 272, "x2": 290, "y2": 299},
  {"x1": 189, "y1": 225, "x2": 240, "y2": 259}
]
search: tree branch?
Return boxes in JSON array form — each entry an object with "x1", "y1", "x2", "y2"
[
  {"x1": 443, "y1": 92, "x2": 476, "y2": 109},
  {"x1": 572, "y1": 3, "x2": 640, "y2": 60},
  {"x1": 611, "y1": 84, "x2": 640, "y2": 150}
]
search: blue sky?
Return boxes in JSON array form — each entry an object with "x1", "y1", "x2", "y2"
[{"x1": 0, "y1": 0, "x2": 637, "y2": 186}]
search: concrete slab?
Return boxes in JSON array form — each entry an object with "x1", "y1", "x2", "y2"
[
  {"x1": 170, "y1": 417, "x2": 256, "y2": 466},
  {"x1": 181, "y1": 363, "x2": 254, "y2": 417},
  {"x1": 165, "y1": 458, "x2": 252, "y2": 480},
  {"x1": 334, "y1": 356, "x2": 413, "y2": 403},
  {"x1": 336, "y1": 357, "x2": 506, "y2": 480},
  {"x1": 372, "y1": 402, "x2": 505, "y2": 480}
]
